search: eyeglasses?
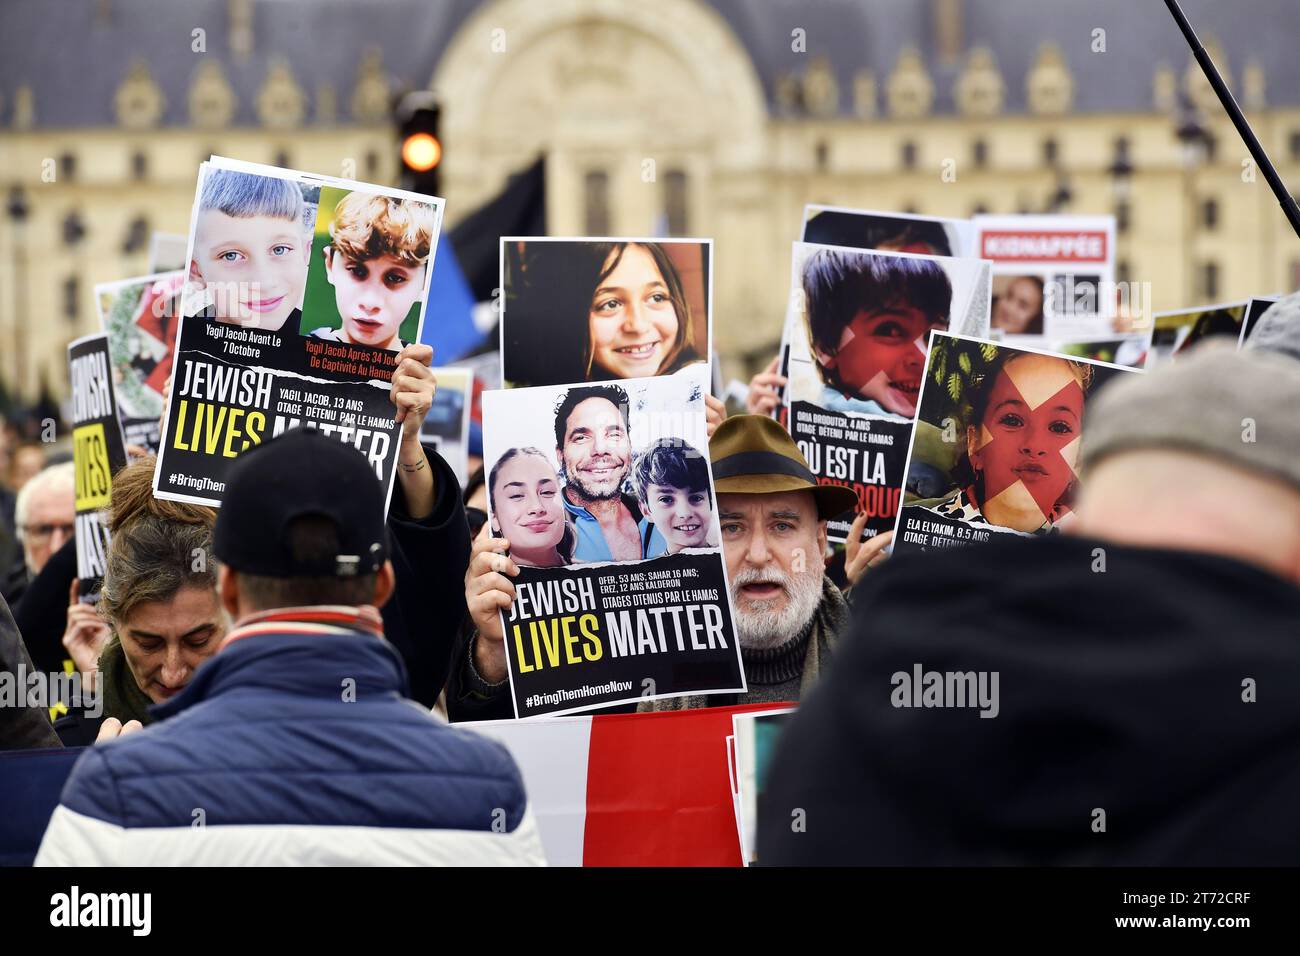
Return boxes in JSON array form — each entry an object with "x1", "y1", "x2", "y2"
[{"x1": 21, "y1": 522, "x2": 75, "y2": 543}]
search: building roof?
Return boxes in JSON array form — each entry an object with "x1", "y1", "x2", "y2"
[{"x1": 1, "y1": 0, "x2": 1295, "y2": 128}]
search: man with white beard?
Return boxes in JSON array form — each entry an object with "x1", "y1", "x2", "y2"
[{"x1": 640, "y1": 415, "x2": 892, "y2": 710}]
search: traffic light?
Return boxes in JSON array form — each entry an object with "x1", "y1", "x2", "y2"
[{"x1": 397, "y1": 94, "x2": 442, "y2": 197}]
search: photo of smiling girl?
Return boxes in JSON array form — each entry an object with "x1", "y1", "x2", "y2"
[
  {"x1": 487, "y1": 447, "x2": 575, "y2": 568},
  {"x1": 502, "y1": 239, "x2": 710, "y2": 388},
  {"x1": 928, "y1": 350, "x2": 1091, "y2": 533},
  {"x1": 304, "y1": 188, "x2": 437, "y2": 352}
]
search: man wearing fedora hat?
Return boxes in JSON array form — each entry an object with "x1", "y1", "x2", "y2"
[{"x1": 639, "y1": 414, "x2": 892, "y2": 710}]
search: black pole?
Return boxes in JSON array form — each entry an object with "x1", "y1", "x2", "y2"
[{"x1": 1165, "y1": 0, "x2": 1300, "y2": 238}]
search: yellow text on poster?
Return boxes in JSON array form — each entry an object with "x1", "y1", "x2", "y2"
[{"x1": 73, "y1": 423, "x2": 113, "y2": 511}]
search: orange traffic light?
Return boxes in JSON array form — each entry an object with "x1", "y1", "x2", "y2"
[{"x1": 401, "y1": 132, "x2": 442, "y2": 173}]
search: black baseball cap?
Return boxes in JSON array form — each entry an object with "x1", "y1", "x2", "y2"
[{"x1": 213, "y1": 426, "x2": 389, "y2": 578}]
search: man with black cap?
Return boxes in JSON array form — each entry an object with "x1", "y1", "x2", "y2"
[
  {"x1": 761, "y1": 343, "x2": 1300, "y2": 865},
  {"x1": 36, "y1": 427, "x2": 546, "y2": 865}
]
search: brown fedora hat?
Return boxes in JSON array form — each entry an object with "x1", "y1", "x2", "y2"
[{"x1": 709, "y1": 415, "x2": 859, "y2": 520}]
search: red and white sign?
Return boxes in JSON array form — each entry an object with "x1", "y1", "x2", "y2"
[
  {"x1": 465, "y1": 703, "x2": 790, "y2": 866},
  {"x1": 978, "y1": 229, "x2": 1108, "y2": 263}
]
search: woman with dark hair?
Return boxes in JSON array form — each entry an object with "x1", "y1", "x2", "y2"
[
  {"x1": 504, "y1": 241, "x2": 702, "y2": 386},
  {"x1": 50, "y1": 456, "x2": 225, "y2": 743},
  {"x1": 917, "y1": 349, "x2": 1094, "y2": 535},
  {"x1": 487, "y1": 447, "x2": 575, "y2": 568}
]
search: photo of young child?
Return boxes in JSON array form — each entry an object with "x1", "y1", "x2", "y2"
[
  {"x1": 800, "y1": 247, "x2": 955, "y2": 420},
  {"x1": 631, "y1": 438, "x2": 719, "y2": 553},
  {"x1": 188, "y1": 168, "x2": 316, "y2": 332},
  {"x1": 501, "y1": 238, "x2": 710, "y2": 388},
  {"x1": 302, "y1": 187, "x2": 437, "y2": 352}
]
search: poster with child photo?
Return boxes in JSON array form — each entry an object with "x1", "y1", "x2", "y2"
[
  {"x1": 781, "y1": 242, "x2": 992, "y2": 544},
  {"x1": 480, "y1": 373, "x2": 744, "y2": 718},
  {"x1": 153, "y1": 157, "x2": 443, "y2": 509}
]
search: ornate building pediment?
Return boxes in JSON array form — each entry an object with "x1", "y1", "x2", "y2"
[
  {"x1": 955, "y1": 47, "x2": 1004, "y2": 117},
  {"x1": 1027, "y1": 43, "x2": 1073, "y2": 115},
  {"x1": 887, "y1": 48, "x2": 934, "y2": 119},
  {"x1": 257, "y1": 59, "x2": 306, "y2": 128},
  {"x1": 803, "y1": 56, "x2": 839, "y2": 117},
  {"x1": 189, "y1": 59, "x2": 235, "y2": 128},
  {"x1": 1185, "y1": 37, "x2": 1228, "y2": 115},
  {"x1": 115, "y1": 60, "x2": 164, "y2": 129},
  {"x1": 351, "y1": 48, "x2": 390, "y2": 124}
]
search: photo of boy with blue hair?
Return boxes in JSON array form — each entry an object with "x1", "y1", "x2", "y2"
[
  {"x1": 189, "y1": 168, "x2": 315, "y2": 333},
  {"x1": 632, "y1": 438, "x2": 718, "y2": 554}
]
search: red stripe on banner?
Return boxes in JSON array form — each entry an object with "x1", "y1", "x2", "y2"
[{"x1": 581, "y1": 703, "x2": 794, "y2": 867}]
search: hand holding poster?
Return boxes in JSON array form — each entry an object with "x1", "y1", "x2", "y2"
[
  {"x1": 153, "y1": 158, "x2": 443, "y2": 507},
  {"x1": 499, "y1": 237, "x2": 712, "y2": 390},
  {"x1": 481, "y1": 374, "x2": 744, "y2": 717},
  {"x1": 892, "y1": 332, "x2": 1137, "y2": 555},
  {"x1": 67, "y1": 334, "x2": 129, "y2": 600},
  {"x1": 781, "y1": 241, "x2": 992, "y2": 542}
]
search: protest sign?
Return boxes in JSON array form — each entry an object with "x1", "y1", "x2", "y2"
[
  {"x1": 975, "y1": 214, "x2": 1119, "y2": 347},
  {"x1": 481, "y1": 373, "x2": 744, "y2": 717},
  {"x1": 152, "y1": 157, "x2": 443, "y2": 507},
  {"x1": 1149, "y1": 301, "x2": 1247, "y2": 368},
  {"x1": 802, "y1": 204, "x2": 978, "y2": 260},
  {"x1": 96, "y1": 271, "x2": 185, "y2": 454},
  {"x1": 1052, "y1": 332, "x2": 1152, "y2": 369},
  {"x1": 420, "y1": 366, "x2": 473, "y2": 487},
  {"x1": 1237, "y1": 296, "x2": 1281, "y2": 347},
  {"x1": 67, "y1": 334, "x2": 128, "y2": 600},
  {"x1": 893, "y1": 332, "x2": 1136, "y2": 556},
  {"x1": 729, "y1": 707, "x2": 796, "y2": 867},
  {"x1": 466, "y1": 703, "x2": 782, "y2": 866},
  {"x1": 499, "y1": 237, "x2": 712, "y2": 391},
  {"x1": 781, "y1": 241, "x2": 992, "y2": 543}
]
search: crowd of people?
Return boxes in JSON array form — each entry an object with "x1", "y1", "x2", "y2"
[{"x1": 2, "y1": 275, "x2": 1300, "y2": 865}]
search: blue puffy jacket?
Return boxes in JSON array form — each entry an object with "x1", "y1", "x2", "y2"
[{"x1": 35, "y1": 607, "x2": 545, "y2": 866}]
